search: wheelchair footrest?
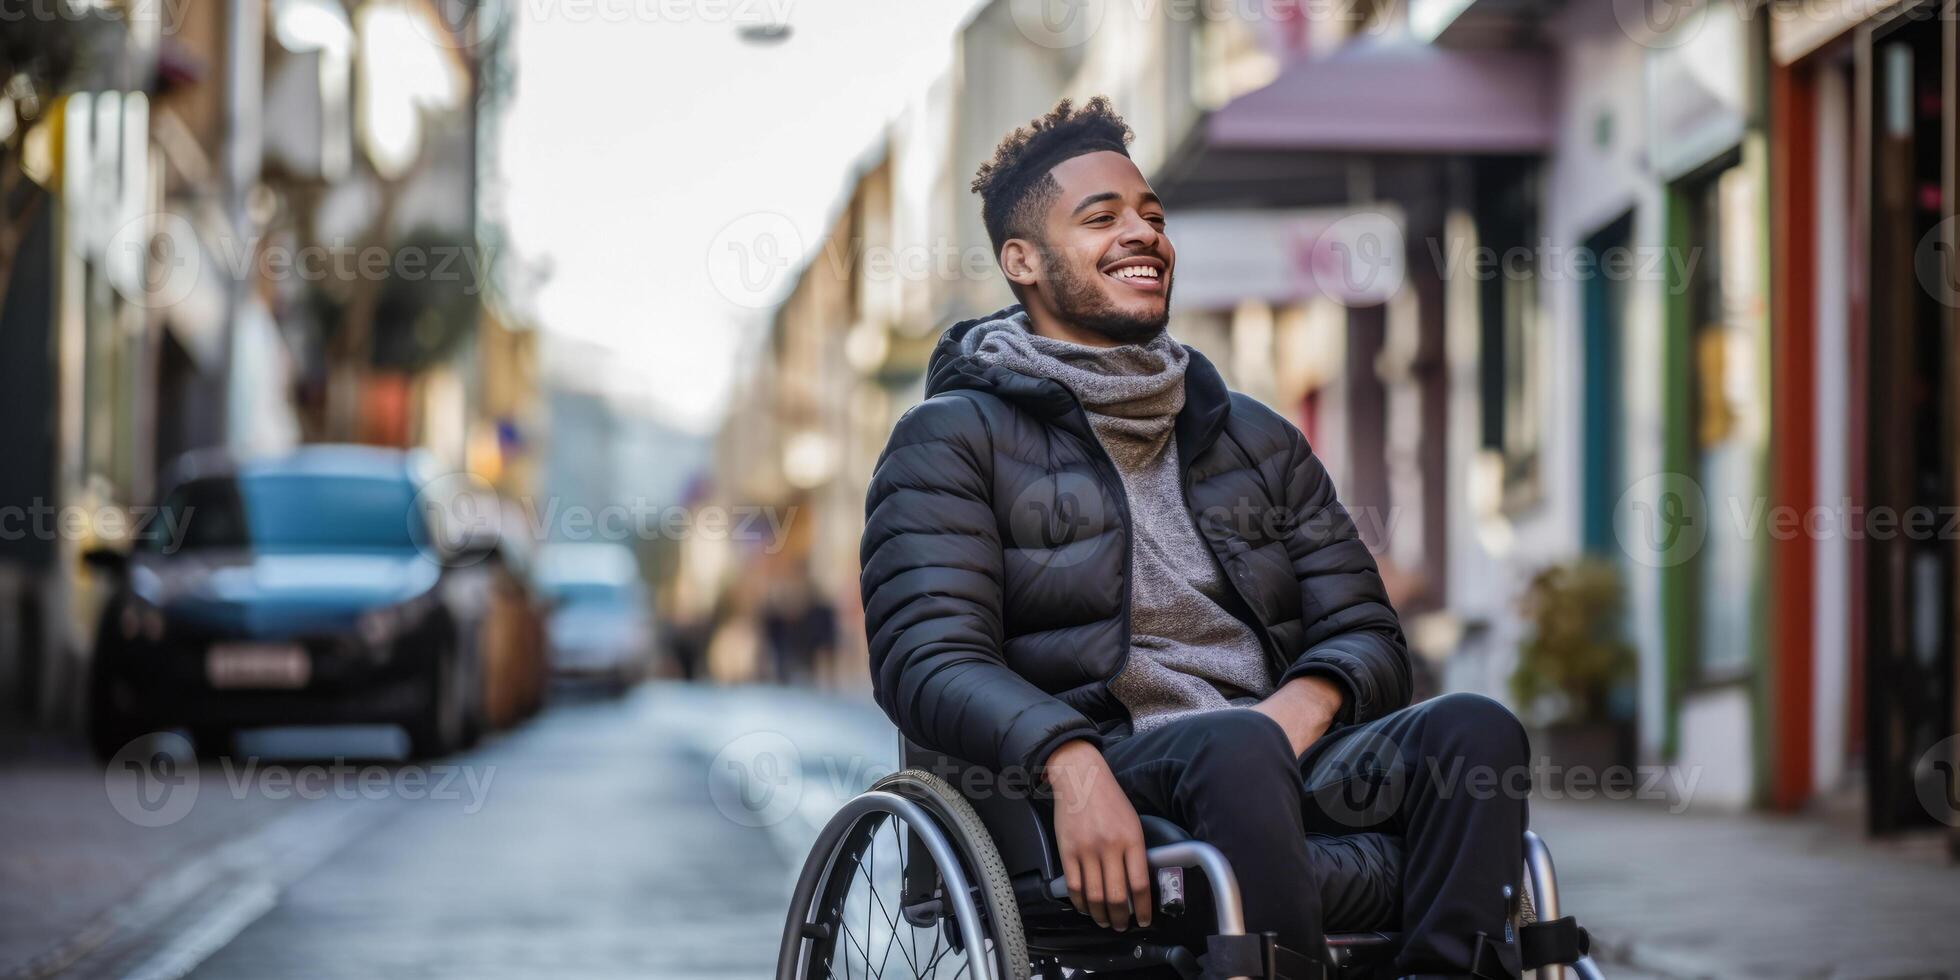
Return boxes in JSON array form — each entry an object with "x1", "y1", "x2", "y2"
[
  {"x1": 1198, "y1": 932, "x2": 1327, "y2": 980},
  {"x1": 1518, "y1": 916, "x2": 1591, "y2": 970}
]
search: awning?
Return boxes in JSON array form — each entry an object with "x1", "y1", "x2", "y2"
[
  {"x1": 1204, "y1": 40, "x2": 1558, "y2": 155},
  {"x1": 1155, "y1": 40, "x2": 1556, "y2": 209}
]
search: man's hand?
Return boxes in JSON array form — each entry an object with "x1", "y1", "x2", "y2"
[
  {"x1": 1250, "y1": 676, "x2": 1346, "y2": 758},
  {"x1": 1043, "y1": 739, "x2": 1151, "y2": 932}
]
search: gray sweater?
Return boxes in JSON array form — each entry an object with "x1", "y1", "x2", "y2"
[{"x1": 962, "y1": 311, "x2": 1272, "y2": 733}]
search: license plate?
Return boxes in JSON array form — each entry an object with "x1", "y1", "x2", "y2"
[{"x1": 207, "y1": 644, "x2": 310, "y2": 689}]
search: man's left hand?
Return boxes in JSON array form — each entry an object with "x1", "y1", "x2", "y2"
[{"x1": 1250, "y1": 676, "x2": 1346, "y2": 758}]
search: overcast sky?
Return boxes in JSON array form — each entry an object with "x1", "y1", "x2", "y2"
[{"x1": 500, "y1": 0, "x2": 985, "y2": 432}]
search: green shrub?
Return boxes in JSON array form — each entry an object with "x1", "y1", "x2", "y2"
[{"x1": 1512, "y1": 559, "x2": 1635, "y2": 725}]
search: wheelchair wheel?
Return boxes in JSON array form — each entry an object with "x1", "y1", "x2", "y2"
[{"x1": 778, "y1": 769, "x2": 1029, "y2": 980}]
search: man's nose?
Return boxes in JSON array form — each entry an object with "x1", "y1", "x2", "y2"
[{"x1": 1116, "y1": 212, "x2": 1160, "y2": 250}]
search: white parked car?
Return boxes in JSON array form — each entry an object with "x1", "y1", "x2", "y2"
[{"x1": 536, "y1": 543, "x2": 653, "y2": 691}]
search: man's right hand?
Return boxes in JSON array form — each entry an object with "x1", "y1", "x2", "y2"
[{"x1": 1044, "y1": 739, "x2": 1152, "y2": 932}]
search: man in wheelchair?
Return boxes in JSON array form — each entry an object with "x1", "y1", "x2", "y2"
[{"x1": 844, "y1": 97, "x2": 1572, "y2": 980}]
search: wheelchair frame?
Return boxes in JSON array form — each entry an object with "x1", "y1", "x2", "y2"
[{"x1": 777, "y1": 739, "x2": 1607, "y2": 980}]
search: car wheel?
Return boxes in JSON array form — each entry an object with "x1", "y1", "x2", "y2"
[
  {"x1": 87, "y1": 667, "x2": 144, "y2": 763},
  {"x1": 458, "y1": 645, "x2": 486, "y2": 748},
  {"x1": 406, "y1": 648, "x2": 465, "y2": 759}
]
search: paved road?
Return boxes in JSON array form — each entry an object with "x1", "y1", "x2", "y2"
[{"x1": 7, "y1": 682, "x2": 894, "y2": 980}]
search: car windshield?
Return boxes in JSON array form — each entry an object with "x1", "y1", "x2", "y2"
[{"x1": 153, "y1": 474, "x2": 425, "y2": 552}]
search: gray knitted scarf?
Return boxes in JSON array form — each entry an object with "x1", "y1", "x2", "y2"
[{"x1": 961, "y1": 311, "x2": 1273, "y2": 734}]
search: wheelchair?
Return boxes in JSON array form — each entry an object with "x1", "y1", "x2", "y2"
[{"x1": 777, "y1": 737, "x2": 1607, "y2": 980}]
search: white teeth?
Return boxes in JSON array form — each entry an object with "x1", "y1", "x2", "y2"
[{"x1": 1112, "y1": 266, "x2": 1158, "y2": 279}]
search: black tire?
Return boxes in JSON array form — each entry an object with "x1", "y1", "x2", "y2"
[
  {"x1": 86, "y1": 666, "x2": 143, "y2": 764},
  {"x1": 406, "y1": 648, "x2": 465, "y2": 759},
  {"x1": 780, "y1": 768, "x2": 1029, "y2": 980}
]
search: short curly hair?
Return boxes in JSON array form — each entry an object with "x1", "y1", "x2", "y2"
[{"x1": 971, "y1": 96, "x2": 1134, "y2": 256}]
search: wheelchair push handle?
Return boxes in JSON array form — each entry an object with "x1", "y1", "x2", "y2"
[{"x1": 1043, "y1": 840, "x2": 1247, "y2": 936}]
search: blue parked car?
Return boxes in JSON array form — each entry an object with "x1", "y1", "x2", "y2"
[{"x1": 86, "y1": 446, "x2": 500, "y2": 760}]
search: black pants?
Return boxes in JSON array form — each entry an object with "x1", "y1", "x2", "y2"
[{"x1": 1099, "y1": 693, "x2": 1532, "y2": 978}]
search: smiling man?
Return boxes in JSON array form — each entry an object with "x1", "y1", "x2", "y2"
[{"x1": 860, "y1": 97, "x2": 1532, "y2": 979}]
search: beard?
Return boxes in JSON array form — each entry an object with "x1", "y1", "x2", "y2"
[{"x1": 1040, "y1": 245, "x2": 1172, "y2": 345}]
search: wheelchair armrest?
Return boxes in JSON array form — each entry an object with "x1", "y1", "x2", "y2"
[
  {"x1": 1042, "y1": 839, "x2": 1248, "y2": 936},
  {"x1": 1139, "y1": 814, "x2": 1193, "y2": 847}
]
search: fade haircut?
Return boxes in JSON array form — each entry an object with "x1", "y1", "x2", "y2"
[{"x1": 970, "y1": 96, "x2": 1134, "y2": 257}]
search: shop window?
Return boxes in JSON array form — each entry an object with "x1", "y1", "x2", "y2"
[
  {"x1": 1473, "y1": 158, "x2": 1544, "y2": 512},
  {"x1": 1680, "y1": 151, "x2": 1761, "y2": 682}
]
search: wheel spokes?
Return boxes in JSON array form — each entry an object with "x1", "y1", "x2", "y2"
[{"x1": 809, "y1": 810, "x2": 979, "y2": 980}]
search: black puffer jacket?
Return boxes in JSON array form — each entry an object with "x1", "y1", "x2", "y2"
[{"x1": 860, "y1": 306, "x2": 1411, "y2": 775}]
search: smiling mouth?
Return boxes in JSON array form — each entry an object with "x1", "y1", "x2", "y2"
[{"x1": 1102, "y1": 259, "x2": 1166, "y2": 292}]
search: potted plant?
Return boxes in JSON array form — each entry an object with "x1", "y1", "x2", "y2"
[{"x1": 1512, "y1": 559, "x2": 1636, "y2": 784}]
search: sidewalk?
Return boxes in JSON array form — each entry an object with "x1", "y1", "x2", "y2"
[
  {"x1": 1532, "y1": 798, "x2": 1960, "y2": 979},
  {"x1": 0, "y1": 727, "x2": 389, "y2": 979}
]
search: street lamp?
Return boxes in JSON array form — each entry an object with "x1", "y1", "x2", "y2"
[{"x1": 737, "y1": 22, "x2": 791, "y2": 45}]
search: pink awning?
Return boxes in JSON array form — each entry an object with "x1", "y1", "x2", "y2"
[{"x1": 1204, "y1": 41, "x2": 1557, "y2": 155}]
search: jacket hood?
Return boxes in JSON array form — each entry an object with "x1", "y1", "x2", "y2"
[{"x1": 924, "y1": 304, "x2": 1235, "y2": 458}]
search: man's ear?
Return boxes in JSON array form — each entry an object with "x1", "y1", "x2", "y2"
[{"x1": 999, "y1": 238, "x2": 1042, "y2": 291}]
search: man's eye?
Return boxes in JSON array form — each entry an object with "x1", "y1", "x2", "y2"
[{"x1": 1088, "y1": 214, "x2": 1114, "y2": 225}]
